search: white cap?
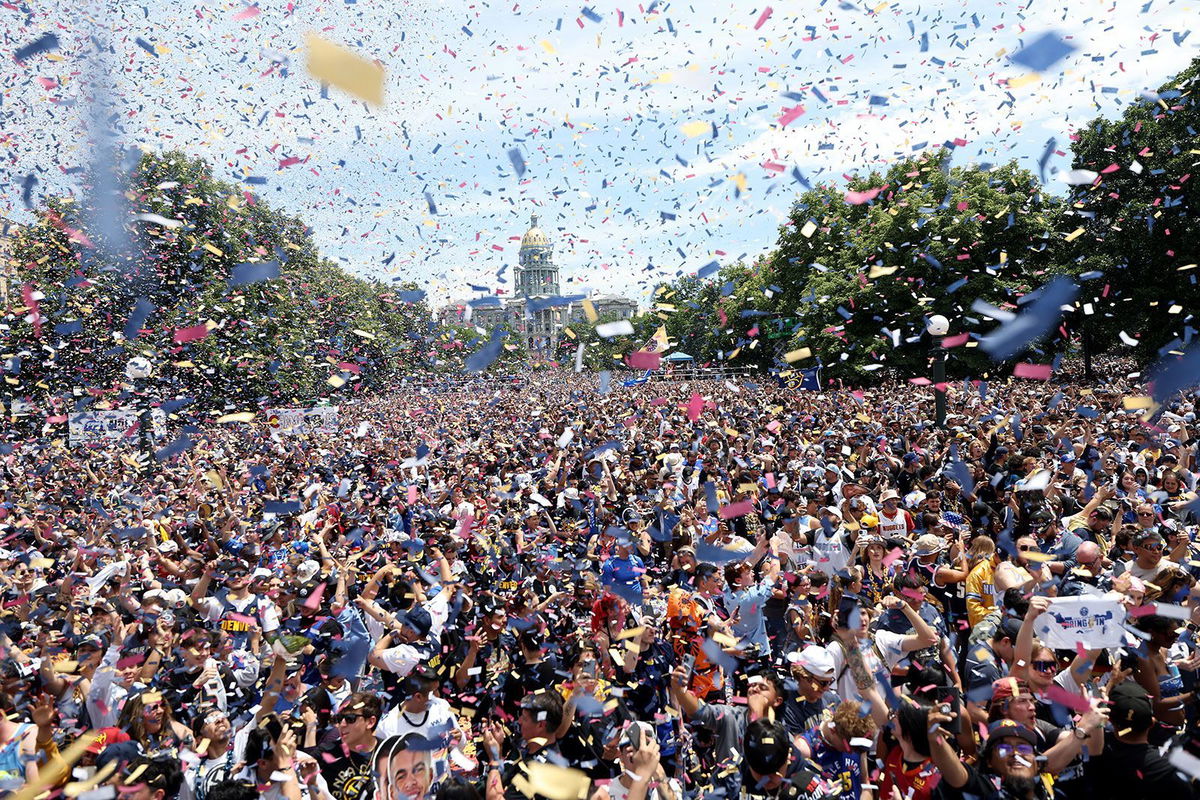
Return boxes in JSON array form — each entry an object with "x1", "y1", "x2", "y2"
[
  {"x1": 296, "y1": 560, "x2": 321, "y2": 584},
  {"x1": 787, "y1": 645, "x2": 836, "y2": 679}
]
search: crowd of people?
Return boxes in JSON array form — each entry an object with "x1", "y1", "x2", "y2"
[{"x1": 2, "y1": 370, "x2": 1200, "y2": 800}]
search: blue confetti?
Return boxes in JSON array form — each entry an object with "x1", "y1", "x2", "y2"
[
  {"x1": 14, "y1": 33, "x2": 59, "y2": 62},
  {"x1": 979, "y1": 277, "x2": 1078, "y2": 361},
  {"x1": 228, "y1": 260, "x2": 280, "y2": 287},
  {"x1": 123, "y1": 298, "x2": 154, "y2": 340},
  {"x1": 155, "y1": 435, "x2": 193, "y2": 462},
  {"x1": 1147, "y1": 343, "x2": 1200, "y2": 406},
  {"x1": 20, "y1": 174, "x2": 37, "y2": 208},
  {"x1": 581, "y1": 6, "x2": 603, "y2": 22},
  {"x1": 465, "y1": 332, "x2": 505, "y2": 373},
  {"x1": 1009, "y1": 31, "x2": 1076, "y2": 72},
  {"x1": 135, "y1": 37, "x2": 158, "y2": 57},
  {"x1": 508, "y1": 147, "x2": 526, "y2": 177}
]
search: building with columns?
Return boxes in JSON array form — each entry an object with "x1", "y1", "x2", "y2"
[{"x1": 448, "y1": 213, "x2": 637, "y2": 358}]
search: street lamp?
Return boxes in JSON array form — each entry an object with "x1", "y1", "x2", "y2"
[
  {"x1": 125, "y1": 356, "x2": 154, "y2": 475},
  {"x1": 926, "y1": 315, "x2": 949, "y2": 429}
]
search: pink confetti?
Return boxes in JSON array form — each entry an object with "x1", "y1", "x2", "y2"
[
  {"x1": 232, "y1": 4, "x2": 260, "y2": 19},
  {"x1": 718, "y1": 501, "x2": 755, "y2": 520},
  {"x1": 941, "y1": 333, "x2": 970, "y2": 348},
  {"x1": 303, "y1": 581, "x2": 326, "y2": 610},
  {"x1": 778, "y1": 104, "x2": 806, "y2": 127},
  {"x1": 1044, "y1": 684, "x2": 1091, "y2": 713},
  {"x1": 174, "y1": 324, "x2": 209, "y2": 343},
  {"x1": 686, "y1": 392, "x2": 704, "y2": 422},
  {"x1": 1013, "y1": 362, "x2": 1052, "y2": 380},
  {"x1": 753, "y1": 6, "x2": 773, "y2": 29},
  {"x1": 626, "y1": 350, "x2": 662, "y2": 370},
  {"x1": 844, "y1": 187, "x2": 883, "y2": 205},
  {"x1": 407, "y1": 484, "x2": 419, "y2": 504}
]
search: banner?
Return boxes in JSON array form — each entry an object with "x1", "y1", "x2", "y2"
[
  {"x1": 265, "y1": 406, "x2": 340, "y2": 434},
  {"x1": 780, "y1": 365, "x2": 822, "y2": 391},
  {"x1": 622, "y1": 371, "x2": 653, "y2": 388},
  {"x1": 1035, "y1": 596, "x2": 1127, "y2": 649},
  {"x1": 644, "y1": 325, "x2": 671, "y2": 354},
  {"x1": 69, "y1": 409, "x2": 167, "y2": 446}
]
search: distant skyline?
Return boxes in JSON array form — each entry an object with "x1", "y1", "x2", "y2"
[{"x1": 2, "y1": 0, "x2": 1197, "y2": 308}]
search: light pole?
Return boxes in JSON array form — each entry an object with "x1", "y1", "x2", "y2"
[
  {"x1": 125, "y1": 356, "x2": 154, "y2": 476},
  {"x1": 926, "y1": 314, "x2": 949, "y2": 429}
]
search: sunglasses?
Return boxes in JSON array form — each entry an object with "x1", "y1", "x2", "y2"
[
  {"x1": 994, "y1": 743, "x2": 1035, "y2": 759},
  {"x1": 799, "y1": 670, "x2": 833, "y2": 688},
  {"x1": 1031, "y1": 660, "x2": 1058, "y2": 673},
  {"x1": 1018, "y1": 545, "x2": 1034, "y2": 552},
  {"x1": 1140, "y1": 543, "x2": 1164, "y2": 552},
  {"x1": 1137, "y1": 512, "x2": 1155, "y2": 518},
  {"x1": 335, "y1": 713, "x2": 362, "y2": 724}
]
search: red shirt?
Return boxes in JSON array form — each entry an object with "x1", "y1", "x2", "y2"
[{"x1": 878, "y1": 746, "x2": 940, "y2": 800}]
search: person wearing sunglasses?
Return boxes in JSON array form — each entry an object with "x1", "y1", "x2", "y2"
[
  {"x1": 782, "y1": 645, "x2": 838, "y2": 735},
  {"x1": 190, "y1": 559, "x2": 280, "y2": 652},
  {"x1": 930, "y1": 713, "x2": 1053, "y2": 800},
  {"x1": 1126, "y1": 529, "x2": 1179, "y2": 584},
  {"x1": 317, "y1": 693, "x2": 381, "y2": 800}
]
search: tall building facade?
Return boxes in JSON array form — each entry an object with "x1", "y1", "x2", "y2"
[{"x1": 450, "y1": 213, "x2": 636, "y2": 359}]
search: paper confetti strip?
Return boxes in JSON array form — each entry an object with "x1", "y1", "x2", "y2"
[{"x1": 305, "y1": 34, "x2": 385, "y2": 106}]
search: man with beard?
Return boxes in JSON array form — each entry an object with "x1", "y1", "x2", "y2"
[{"x1": 930, "y1": 713, "x2": 1050, "y2": 800}]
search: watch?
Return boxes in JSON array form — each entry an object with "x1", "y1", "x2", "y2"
[{"x1": 1073, "y1": 726, "x2": 1088, "y2": 741}]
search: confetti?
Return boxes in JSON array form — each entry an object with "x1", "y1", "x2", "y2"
[{"x1": 305, "y1": 33, "x2": 385, "y2": 106}]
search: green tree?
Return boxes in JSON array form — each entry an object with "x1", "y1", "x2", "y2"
[
  {"x1": 2, "y1": 150, "x2": 434, "y2": 418},
  {"x1": 1066, "y1": 57, "x2": 1200, "y2": 361},
  {"x1": 767, "y1": 149, "x2": 1070, "y2": 381}
]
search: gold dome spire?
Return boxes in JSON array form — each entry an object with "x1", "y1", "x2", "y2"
[{"x1": 520, "y1": 212, "x2": 550, "y2": 248}]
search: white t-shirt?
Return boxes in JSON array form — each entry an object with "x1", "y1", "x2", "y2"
[
  {"x1": 824, "y1": 630, "x2": 908, "y2": 702},
  {"x1": 375, "y1": 696, "x2": 464, "y2": 791}
]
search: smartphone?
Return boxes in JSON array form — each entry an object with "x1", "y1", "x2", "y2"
[
  {"x1": 680, "y1": 654, "x2": 696, "y2": 682},
  {"x1": 625, "y1": 722, "x2": 643, "y2": 750},
  {"x1": 933, "y1": 686, "x2": 963, "y2": 736}
]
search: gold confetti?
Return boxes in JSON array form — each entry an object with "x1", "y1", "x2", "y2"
[
  {"x1": 783, "y1": 347, "x2": 812, "y2": 362},
  {"x1": 306, "y1": 33, "x2": 385, "y2": 106}
]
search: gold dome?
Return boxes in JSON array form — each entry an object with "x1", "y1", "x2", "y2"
[{"x1": 520, "y1": 213, "x2": 551, "y2": 248}]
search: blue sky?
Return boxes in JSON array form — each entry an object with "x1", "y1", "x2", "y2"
[{"x1": 2, "y1": 0, "x2": 1197, "y2": 308}]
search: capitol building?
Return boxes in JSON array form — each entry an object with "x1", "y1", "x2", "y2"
[{"x1": 445, "y1": 213, "x2": 637, "y2": 356}]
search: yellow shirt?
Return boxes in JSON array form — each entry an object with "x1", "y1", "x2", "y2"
[{"x1": 965, "y1": 557, "x2": 998, "y2": 627}]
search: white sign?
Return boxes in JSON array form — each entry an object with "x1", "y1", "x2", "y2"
[
  {"x1": 1036, "y1": 596, "x2": 1128, "y2": 649},
  {"x1": 265, "y1": 406, "x2": 340, "y2": 434},
  {"x1": 68, "y1": 409, "x2": 167, "y2": 446}
]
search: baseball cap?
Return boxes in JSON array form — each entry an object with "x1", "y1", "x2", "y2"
[
  {"x1": 786, "y1": 644, "x2": 836, "y2": 680},
  {"x1": 989, "y1": 677, "x2": 1031, "y2": 707},
  {"x1": 76, "y1": 634, "x2": 106, "y2": 651},
  {"x1": 1028, "y1": 507, "x2": 1056, "y2": 525},
  {"x1": 984, "y1": 718, "x2": 1037, "y2": 750},
  {"x1": 1108, "y1": 680, "x2": 1154, "y2": 732},
  {"x1": 87, "y1": 727, "x2": 132, "y2": 755},
  {"x1": 400, "y1": 606, "x2": 433, "y2": 638},
  {"x1": 996, "y1": 616, "x2": 1023, "y2": 642},
  {"x1": 912, "y1": 534, "x2": 945, "y2": 556}
]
